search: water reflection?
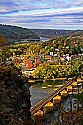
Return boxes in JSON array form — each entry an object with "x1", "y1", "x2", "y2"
[{"x1": 30, "y1": 82, "x2": 55, "y2": 107}]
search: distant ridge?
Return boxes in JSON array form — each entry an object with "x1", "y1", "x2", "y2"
[
  {"x1": 31, "y1": 29, "x2": 83, "y2": 38},
  {"x1": 0, "y1": 24, "x2": 40, "y2": 44}
]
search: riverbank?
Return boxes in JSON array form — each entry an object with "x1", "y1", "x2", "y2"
[{"x1": 28, "y1": 77, "x2": 67, "y2": 85}]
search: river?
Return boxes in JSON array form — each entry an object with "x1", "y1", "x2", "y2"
[
  {"x1": 30, "y1": 82, "x2": 55, "y2": 107},
  {"x1": 30, "y1": 80, "x2": 65, "y2": 107},
  {"x1": 40, "y1": 37, "x2": 51, "y2": 42}
]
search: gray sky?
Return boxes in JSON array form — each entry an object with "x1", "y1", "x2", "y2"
[{"x1": 0, "y1": 0, "x2": 83, "y2": 29}]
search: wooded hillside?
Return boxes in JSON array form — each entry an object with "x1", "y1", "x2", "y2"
[
  {"x1": 31, "y1": 29, "x2": 83, "y2": 38},
  {"x1": 0, "y1": 24, "x2": 40, "y2": 44}
]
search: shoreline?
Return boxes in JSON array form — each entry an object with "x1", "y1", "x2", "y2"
[{"x1": 28, "y1": 77, "x2": 68, "y2": 85}]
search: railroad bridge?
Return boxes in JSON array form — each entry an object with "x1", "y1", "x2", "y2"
[
  {"x1": 20, "y1": 38, "x2": 40, "y2": 43},
  {"x1": 30, "y1": 74, "x2": 83, "y2": 117}
]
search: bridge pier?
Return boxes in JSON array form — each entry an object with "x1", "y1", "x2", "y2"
[
  {"x1": 72, "y1": 81, "x2": 77, "y2": 87},
  {"x1": 43, "y1": 102, "x2": 54, "y2": 114},
  {"x1": 71, "y1": 81, "x2": 78, "y2": 94},
  {"x1": 53, "y1": 95, "x2": 61, "y2": 106},
  {"x1": 33, "y1": 110, "x2": 44, "y2": 124},
  {"x1": 67, "y1": 85, "x2": 73, "y2": 95},
  {"x1": 60, "y1": 89, "x2": 68, "y2": 99},
  {"x1": 33, "y1": 110, "x2": 43, "y2": 117},
  {"x1": 77, "y1": 77, "x2": 81, "y2": 82}
]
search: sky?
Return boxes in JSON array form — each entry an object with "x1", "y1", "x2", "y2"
[{"x1": 0, "y1": 0, "x2": 83, "y2": 30}]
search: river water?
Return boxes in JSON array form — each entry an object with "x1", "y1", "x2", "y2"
[
  {"x1": 30, "y1": 80, "x2": 65, "y2": 107},
  {"x1": 40, "y1": 37, "x2": 50, "y2": 42},
  {"x1": 30, "y1": 82, "x2": 55, "y2": 107}
]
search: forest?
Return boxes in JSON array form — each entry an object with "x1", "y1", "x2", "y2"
[
  {"x1": 0, "y1": 24, "x2": 40, "y2": 45},
  {"x1": 31, "y1": 29, "x2": 83, "y2": 38}
]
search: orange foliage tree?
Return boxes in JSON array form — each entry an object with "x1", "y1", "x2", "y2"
[{"x1": 0, "y1": 34, "x2": 7, "y2": 47}]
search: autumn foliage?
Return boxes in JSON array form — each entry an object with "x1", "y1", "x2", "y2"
[{"x1": 0, "y1": 34, "x2": 7, "y2": 47}]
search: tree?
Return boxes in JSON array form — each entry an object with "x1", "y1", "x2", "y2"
[{"x1": 0, "y1": 34, "x2": 7, "y2": 47}]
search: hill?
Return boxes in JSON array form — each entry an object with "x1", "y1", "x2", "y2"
[
  {"x1": 31, "y1": 29, "x2": 83, "y2": 38},
  {"x1": 0, "y1": 24, "x2": 40, "y2": 44}
]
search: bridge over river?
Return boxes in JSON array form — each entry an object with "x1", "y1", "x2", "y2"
[{"x1": 30, "y1": 75, "x2": 83, "y2": 116}]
